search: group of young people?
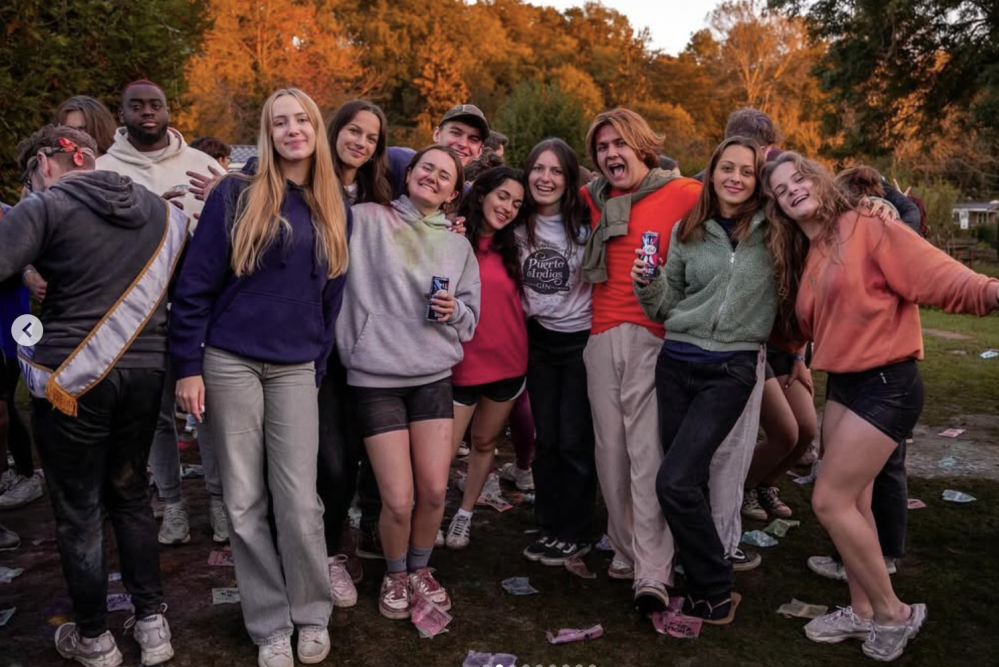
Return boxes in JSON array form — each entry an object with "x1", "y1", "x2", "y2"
[{"x1": 0, "y1": 80, "x2": 997, "y2": 667}]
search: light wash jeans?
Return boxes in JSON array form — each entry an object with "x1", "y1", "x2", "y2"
[{"x1": 203, "y1": 347, "x2": 331, "y2": 644}]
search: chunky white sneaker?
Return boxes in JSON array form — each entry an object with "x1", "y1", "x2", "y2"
[
  {"x1": 608, "y1": 554, "x2": 635, "y2": 580},
  {"x1": 158, "y1": 500, "x2": 190, "y2": 545},
  {"x1": 0, "y1": 469, "x2": 16, "y2": 495},
  {"x1": 446, "y1": 513, "x2": 471, "y2": 550},
  {"x1": 379, "y1": 573, "x2": 411, "y2": 620},
  {"x1": 862, "y1": 603, "x2": 927, "y2": 662},
  {"x1": 125, "y1": 605, "x2": 174, "y2": 665},
  {"x1": 258, "y1": 636, "x2": 293, "y2": 667},
  {"x1": 807, "y1": 555, "x2": 847, "y2": 581},
  {"x1": 209, "y1": 497, "x2": 229, "y2": 543},
  {"x1": 804, "y1": 606, "x2": 873, "y2": 643},
  {"x1": 499, "y1": 462, "x2": 535, "y2": 491},
  {"x1": 328, "y1": 555, "x2": 358, "y2": 608},
  {"x1": 54, "y1": 623, "x2": 123, "y2": 667},
  {"x1": 435, "y1": 528, "x2": 445, "y2": 548},
  {"x1": 296, "y1": 627, "x2": 330, "y2": 665},
  {"x1": 0, "y1": 473, "x2": 43, "y2": 509}
]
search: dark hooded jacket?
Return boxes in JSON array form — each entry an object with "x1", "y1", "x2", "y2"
[{"x1": 0, "y1": 170, "x2": 173, "y2": 368}]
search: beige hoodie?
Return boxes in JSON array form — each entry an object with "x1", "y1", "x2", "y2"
[{"x1": 97, "y1": 127, "x2": 223, "y2": 226}]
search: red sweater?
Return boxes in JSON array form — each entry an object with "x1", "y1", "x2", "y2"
[
  {"x1": 580, "y1": 178, "x2": 702, "y2": 337},
  {"x1": 452, "y1": 236, "x2": 528, "y2": 386},
  {"x1": 798, "y1": 212, "x2": 998, "y2": 373}
]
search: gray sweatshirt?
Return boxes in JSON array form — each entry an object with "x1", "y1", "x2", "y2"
[
  {"x1": 335, "y1": 196, "x2": 481, "y2": 387},
  {"x1": 0, "y1": 170, "x2": 174, "y2": 368}
]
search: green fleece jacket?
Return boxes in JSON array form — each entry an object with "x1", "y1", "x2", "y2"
[{"x1": 634, "y1": 210, "x2": 777, "y2": 352}]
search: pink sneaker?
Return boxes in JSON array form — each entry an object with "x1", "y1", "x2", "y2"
[
  {"x1": 408, "y1": 568, "x2": 451, "y2": 611},
  {"x1": 328, "y1": 555, "x2": 358, "y2": 608},
  {"x1": 379, "y1": 573, "x2": 411, "y2": 620}
]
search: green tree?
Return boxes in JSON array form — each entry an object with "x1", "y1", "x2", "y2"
[
  {"x1": 0, "y1": 0, "x2": 209, "y2": 200},
  {"x1": 495, "y1": 80, "x2": 589, "y2": 168}
]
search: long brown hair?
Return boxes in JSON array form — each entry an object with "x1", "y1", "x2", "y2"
[
  {"x1": 761, "y1": 151, "x2": 851, "y2": 339},
  {"x1": 676, "y1": 136, "x2": 763, "y2": 243},
  {"x1": 231, "y1": 88, "x2": 348, "y2": 278},
  {"x1": 326, "y1": 99, "x2": 392, "y2": 205},
  {"x1": 53, "y1": 96, "x2": 116, "y2": 155},
  {"x1": 521, "y1": 138, "x2": 588, "y2": 251},
  {"x1": 585, "y1": 108, "x2": 663, "y2": 171}
]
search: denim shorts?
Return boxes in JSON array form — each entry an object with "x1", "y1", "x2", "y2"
[
  {"x1": 825, "y1": 360, "x2": 924, "y2": 443},
  {"x1": 765, "y1": 346, "x2": 796, "y2": 380},
  {"x1": 452, "y1": 374, "x2": 526, "y2": 407},
  {"x1": 349, "y1": 378, "x2": 453, "y2": 438}
]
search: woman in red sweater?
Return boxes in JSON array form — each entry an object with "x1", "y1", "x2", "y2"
[
  {"x1": 444, "y1": 167, "x2": 529, "y2": 550},
  {"x1": 764, "y1": 152, "x2": 999, "y2": 662}
]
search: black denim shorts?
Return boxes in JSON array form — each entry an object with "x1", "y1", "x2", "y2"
[
  {"x1": 452, "y1": 374, "x2": 526, "y2": 407},
  {"x1": 349, "y1": 378, "x2": 454, "y2": 438},
  {"x1": 765, "y1": 346, "x2": 796, "y2": 379},
  {"x1": 825, "y1": 359, "x2": 924, "y2": 443}
]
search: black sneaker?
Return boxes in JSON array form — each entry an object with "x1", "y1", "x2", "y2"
[
  {"x1": 728, "y1": 547, "x2": 761, "y2": 572},
  {"x1": 540, "y1": 540, "x2": 591, "y2": 566},
  {"x1": 522, "y1": 535, "x2": 555, "y2": 562},
  {"x1": 357, "y1": 523, "x2": 384, "y2": 560}
]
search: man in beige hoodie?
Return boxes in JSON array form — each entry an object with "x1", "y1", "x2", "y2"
[{"x1": 97, "y1": 80, "x2": 227, "y2": 548}]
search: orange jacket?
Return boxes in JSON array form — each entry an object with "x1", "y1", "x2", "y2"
[{"x1": 797, "y1": 211, "x2": 998, "y2": 373}]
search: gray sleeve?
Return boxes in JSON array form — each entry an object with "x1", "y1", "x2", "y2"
[
  {"x1": 449, "y1": 246, "x2": 481, "y2": 343},
  {"x1": 634, "y1": 227, "x2": 686, "y2": 323},
  {"x1": 0, "y1": 196, "x2": 48, "y2": 283}
]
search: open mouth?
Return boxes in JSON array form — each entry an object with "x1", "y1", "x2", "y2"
[
  {"x1": 791, "y1": 193, "x2": 808, "y2": 207},
  {"x1": 607, "y1": 163, "x2": 626, "y2": 178},
  {"x1": 417, "y1": 180, "x2": 438, "y2": 194},
  {"x1": 533, "y1": 183, "x2": 556, "y2": 196},
  {"x1": 495, "y1": 212, "x2": 510, "y2": 224}
]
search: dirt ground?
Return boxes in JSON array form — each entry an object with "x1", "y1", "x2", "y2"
[{"x1": 2, "y1": 424, "x2": 998, "y2": 667}]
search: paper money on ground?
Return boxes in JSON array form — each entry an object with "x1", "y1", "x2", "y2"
[
  {"x1": 777, "y1": 599, "x2": 828, "y2": 619},
  {"x1": 908, "y1": 499, "x2": 927, "y2": 509},
  {"x1": 741, "y1": 530, "x2": 778, "y2": 547},
  {"x1": 212, "y1": 588, "x2": 241, "y2": 604},
  {"x1": 564, "y1": 557, "x2": 597, "y2": 579},
  {"x1": 107, "y1": 593, "x2": 134, "y2": 613},
  {"x1": 501, "y1": 577, "x2": 538, "y2": 596},
  {"x1": 763, "y1": 519, "x2": 800, "y2": 538},
  {"x1": 942, "y1": 489, "x2": 976, "y2": 503},
  {"x1": 411, "y1": 592, "x2": 452, "y2": 639},
  {"x1": 545, "y1": 624, "x2": 604, "y2": 644},
  {"x1": 476, "y1": 494, "x2": 513, "y2": 512},
  {"x1": 651, "y1": 611, "x2": 702, "y2": 639},
  {"x1": 0, "y1": 566, "x2": 24, "y2": 583},
  {"x1": 208, "y1": 550, "x2": 236, "y2": 567},
  {"x1": 462, "y1": 650, "x2": 519, "y2": 667},
  {"x1": 0, "y1": 607, "x2": 14, "y2": 627}
]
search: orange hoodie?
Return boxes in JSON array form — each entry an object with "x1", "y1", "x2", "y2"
[{"x1": 797, "y1": 212, "x2": 998, "y2": 373}]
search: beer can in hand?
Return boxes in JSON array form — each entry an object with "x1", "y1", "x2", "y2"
[
  {"x1": 427, "y1": 276, "x2": 450, "y2": 321},
  {"x1": 640, "y1": 231, "x2": 660, "y2": 279}
]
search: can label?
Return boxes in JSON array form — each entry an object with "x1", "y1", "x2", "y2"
[
  {"x1": 640, "y1": 231, "x2": 660, "y2": 279},
  {"x1": 427, "y1": 276, "x2": 450, "y2": 320}
]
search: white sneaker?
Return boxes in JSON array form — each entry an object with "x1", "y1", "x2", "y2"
[
  {"x1": 434, "y1": 528, "x2": 445, "y2": 548},
  {"x1": 296, "y1": 627, "x2": 330, "y2": 665},
  {"x1": 125, "y1": 605, "x2": 174, "y2": 665},
  {"x1": 499, "y1": 462, "x2": 535, "y2": 491},
  {"x1": 0, "y1": 469, "x2": 16, "y2": 495},
  {"x1": 862, "y1": 603, "x2": 927, "y2": 662},
  {"x1": 0, "y1": 473, "x2": 43, "y2": 509},
  {"x1": 209, "y1": 497, "x2": 229, "y2": 543},
  {"x1": 446, "y1": 513, "x2": 472, "y2": 550},
  {"x1": 157, "y1": 500, "x2": 190, "y2": 545},
  {"x1": 54, "y1": 623, "x2": 123, "y2": 667},
  {"x1": 804, "y1": 606, "x2": 873, "y2": 643},
  {"x1": 456, "y1": 443, "x2": 470, "y2": 457},
  {"x1": 328, "y1": 555, "x2": 358, "y2": 608},
  {"x1": 808, "y1": 555, "x2": 897, "y2": 582},
  {"x1": 258, "y1": 636, "x2": 293, "y2": 667}
]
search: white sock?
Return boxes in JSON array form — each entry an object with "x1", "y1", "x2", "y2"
[{"x1": 456, "y1": 508, "x2": 473, "y2": 519}]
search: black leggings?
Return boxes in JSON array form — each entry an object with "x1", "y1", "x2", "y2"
[{"x1": 0, "y1": 353, "x2": 33, "y2": 477}]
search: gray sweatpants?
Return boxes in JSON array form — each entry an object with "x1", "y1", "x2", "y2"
[{"x1": 203, "y1": 347, "x2": 332, "y2": 644}]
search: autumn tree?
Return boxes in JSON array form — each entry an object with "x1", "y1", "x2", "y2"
[
  {"x1": 413, "y1": 24, "x2": 471, "y2": 135},
  {"x1": 495, "y1": 81, "x2": 589, "y2": 168},
  {"x1": 176, "y1": 0, "x2": 373, "y2": 142},
  {"x1": 0, "y1": 0, "x2": 208, "y2": 200}
]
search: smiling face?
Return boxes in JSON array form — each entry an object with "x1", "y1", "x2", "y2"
[
  {"x1": 594, "y1": 123, "x2": 649, "y2": 191},
  {"x1": 481, "y1": 178, "x2": 525, "y2": 235},
  {"x1": 528, "y1": 150, "x2": 567, "y2": 215},
  {"x1": 335, "y1": 109, "x2": 380, "y2": 172},
  {"x1": 270, "y1": 94, "x2": 316, "y2": 165},
  {"x1": 432, "y1": 120, "x2": 483, "y2": 166},
  {"x1": 768, "y1": 161, "x2": 818, "y2": 223},
  {"x1": 121, "y1": 84, "x2": 169, "y2": 150},
  {"x1": 712, "y1": 145, "x2": 757, "y2": 217},
  {"x1": 406, "y1": 148, "x2": 459, "y2": 214}
]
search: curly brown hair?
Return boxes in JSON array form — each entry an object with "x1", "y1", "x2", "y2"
[{"x1": 17, "y1": 125, "x2": 98, "y2": 174}]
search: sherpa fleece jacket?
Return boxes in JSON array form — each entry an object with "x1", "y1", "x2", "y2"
[
  {"x1": 635, "y1": 210, "x2": 777, "y2": 352},
  {"x1": 336, "y1": 196, "x2": 480, "y2": 388}
]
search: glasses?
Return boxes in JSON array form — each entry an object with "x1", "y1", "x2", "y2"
[{"x1": 20, "y1": 157, "x2": 39, "y2": 192}]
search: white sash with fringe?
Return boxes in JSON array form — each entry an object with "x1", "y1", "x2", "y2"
[{"x1": 18, "y1": 201, "x2": 189, "y2": 416}]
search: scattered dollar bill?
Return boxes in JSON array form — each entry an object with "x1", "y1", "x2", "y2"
[
  {"x1": 107, "y1": 593, "x2": 134, "y2": 613},
  {"x1": 741, "y1": 530, "x2": 778, "y2": 547},
  {"x1": 208, "y1": 550, "x2": 236, "y2": 567},
  {"x1": 942, "y1": 489, "x2": 976, "y2": 503},
  {"x1": 411, "y1": 592, "x2": 452, "y2": 639},
  {"x1": 980, "y1": 349, "x2": 997, "y2": 359},
  {"x1": 108, "y1": 572, "x2": 122, "y2": 583},
  {"x1": 546, "y1": 624, "x2": 604, "y2": 644},
  {"x1": 212, "y1": 588, "x2": 241, "y2": 604},
  {"x1": 0, "y1": 566, "x2": 24, "y2": 583},
  {"x1": 462, "y1": 651, "x2": 519, "y2": 667},
  {"x1": 938, "y1": 428, "x2": 965, "y2": 438},
  {"x1": 564, "y1": 557, "x2": 597, "y2": 580},
  {"x1": 907, "y1": 499, "x2": 927, "y2": 509},
  {"x1": 652, "y1": 611, "x2": 702, "y2": 639},
  {"x1": 0, "y1": 607, "x2": 14, "y2": 627},
  {"x1": 595, "y1": 534, "x2": 613, "y2": 552},
  {"x1": 501, "y1": 577, "x2": 538, "y2": 596},
  {"x1": 476, "y1": 494, "x2": 513, "y2": 512},
  {"x1": 777, "y1": 599, "x2": 828, "y2": 619},
  {"x1": 763, "y1": 519, "x2": 800, "y2": 538},
  {"x1": 180, "y1": 464, "x2": 204, "y2": 478}
]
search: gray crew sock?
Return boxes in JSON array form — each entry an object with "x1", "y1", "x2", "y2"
[
  {"x1": 385, "y1": 553, "x2": 407, "y2": 574},
  {"x1": 407, "y1": 545, "x2": 433, "y2": 571}
]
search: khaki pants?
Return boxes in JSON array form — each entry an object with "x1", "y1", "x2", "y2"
[{"x1": 584, "y1": 324, "x2": 675, "y2": 584}]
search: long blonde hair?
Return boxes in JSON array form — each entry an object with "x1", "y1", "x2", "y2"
[{"x1": 231, "y1": 88, "x2": 348, "y2": 278}]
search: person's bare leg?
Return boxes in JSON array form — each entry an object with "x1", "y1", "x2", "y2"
[
  {"x1": 763, "y1": 377, "x2": 819, "y2": 484},
  {"x1": 842, "y1": 482, "x2": 876, "y2": 618},
  {"x1": 745, "y1": 378, "x2": 797, "y2": 488},
  {"x1": 451, "y1": 404, "x2": 476, "y2": 457},
  {"x1": 813, "y1": 406, "x2": 910, "y2": 625},
  {"x1": 364, "y1": 431, "x2": 414, "y2": 560},
  {"x1": 459, "y1": 397, "x2": 517, "y2": 512},
  {"x1": 410, "y1": 419, "x2": 453, "y2": 548}
]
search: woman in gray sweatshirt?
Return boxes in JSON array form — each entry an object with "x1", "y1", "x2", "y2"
[{"x1": 335, "y1": 145, "x2": 481, "y2": 621}]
